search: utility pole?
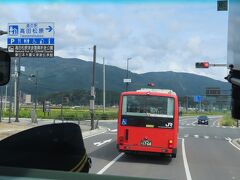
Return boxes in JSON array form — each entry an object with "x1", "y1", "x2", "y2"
[
  {"x1": 14, "y1": 58, "x2": 17, "y2": 115},
  {"x1": 90, "y1": 45, "x2": 96, "y2": 130},
  {"x1": 15, "y1": 56, "x2": 20, "y2": 122},
  {"x1": 125, "y1": 57, "x2": 133, "y2": 91},
  {"x1": 103, "y1": 57, "x2": 105, "y2": 113},
  {"x1": 186, "y1": 96, "x2": 188, "y2": 112},
  {"x1": 34, "y1": 72, "x2": 38, "y2": 111},
  {"x1": 8, "y1": 79, "x2": 12, "y2": 123}
]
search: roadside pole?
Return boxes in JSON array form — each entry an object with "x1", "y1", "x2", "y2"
[
  {"x1": 8, "y1": 79, "x2": 12, "y2": 123},
  {"x1": 14, "y1": 58, "x2": 17, "y2": 115},
  {"x1": 15, "y1": 55, "x2": 20, "y2": 122},
  {"x1": 103, "y1": 57, "x2": 105, "y2": 113},
  {"x1": 90, "y1": 45, "x2": 96, "y2": 130}
]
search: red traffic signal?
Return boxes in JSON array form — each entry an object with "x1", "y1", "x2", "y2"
[{"x1": 195, "y1": 62, "x2": 209, "y2": 68}]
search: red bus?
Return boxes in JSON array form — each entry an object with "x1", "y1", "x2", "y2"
[{"x1": 117, "y1": 88, "x2": 179, "y2": 158}]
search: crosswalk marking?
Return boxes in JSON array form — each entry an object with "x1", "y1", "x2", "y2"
[{"x1": 181, "y1": 134, "x2": 230, "y2": 141}]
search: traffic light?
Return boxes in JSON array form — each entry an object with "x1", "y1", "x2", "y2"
[{"x1": 195, "y1": 62, "x2": 209, "y2": 68}]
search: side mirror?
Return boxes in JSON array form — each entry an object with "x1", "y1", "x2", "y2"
[{"x1": 0, "y1": 51, "x2": 11, "y2": 86}]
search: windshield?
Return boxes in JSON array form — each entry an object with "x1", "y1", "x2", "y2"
[{"x1": 122, "y1": 95, "x2": 174, "y2": 118}]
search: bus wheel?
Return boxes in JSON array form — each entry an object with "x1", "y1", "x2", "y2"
[
  {"x1": 172, "y1": 148, "x2": 177, "y2": 158},
  {"x1": 171, "y1": 153, "x2": 177, "y2": 158}
]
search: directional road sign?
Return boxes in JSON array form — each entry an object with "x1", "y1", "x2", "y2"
[
  {"x1": 7, "y1": 22, "x2": 55, "y2": 57},
  {"x1": 194, "y1": 96, "x2": 203, "y2": 103}
]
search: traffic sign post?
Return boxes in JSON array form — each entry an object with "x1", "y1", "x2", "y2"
[
  {"x1": 7, "y1": 22, "x2": 55, "y2": 123},
  {"x1": 7, "y1": 22, "x2": 55, "y2": 57},
  {"x1": 194, "y1": 96, "x2": 203, "y2": 112}
]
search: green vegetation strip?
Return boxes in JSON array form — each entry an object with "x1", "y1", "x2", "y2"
[
  {"x1": 182, "y1": 111, "x2": 224, "y2": 116},
  {"x1": 2, "y1": 107, "x2": 118, "y2": 120},
  {"x1": 220, "y1": 113, "x2": 237, "y2": 126}
]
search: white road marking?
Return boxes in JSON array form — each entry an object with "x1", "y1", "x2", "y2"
[
  {"x1": 186, "y1": 124, "x2": 190, "y2": 126},
  {"x1": 105, "y1": 132, "x2": 117, "y2": 135},
  {"x1": 94, "y1": 139, "x2": 112, "y2": 147},
  {"x1": 222, "y1": 126, "x2": 226, "y2": 128},
  {"x1": 194, "y1": 135, "x2": 199, "y2": 138},
  {"x1": 97, "y1": 152, "x2": 124, "y2": 174},
  {"x1": 204, "y1": 136, "x2": 209, "y2": 139},
  {"x1": 212, "y1": 119, "x2": 219, "y2": 127},
  {"x1": 191, "y1": 121, "x2": 197, "y2": 126},
  {"x1": 182, "y1": 138, "x2": 192, "y2": 180},
  {"x1": 226, "y1": 137, "x2": 240, "y2": 151},
  {"x1": 184, "y1": 134, "x2": 189, "y2": 138},
  {"x1": 225, "y1": 137, "x2": 231, "y2": 141},
  {"x1": 109, "y1": 129, "x2": 117, "y2": 132},
  {"x1": 83, "y1": 130, "x2": 107, "y2": 139}
]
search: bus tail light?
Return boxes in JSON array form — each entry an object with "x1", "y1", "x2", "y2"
[
  {"x1": 168, "y1": 140, "x2": 173, "y2": 149},
  {"x1": 119, "y1": 136, "x2": 124, "y2": 145}
]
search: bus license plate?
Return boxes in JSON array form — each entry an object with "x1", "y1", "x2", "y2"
[{"x1": 140, "y1": 140, "x2": 152, "y2": 146}]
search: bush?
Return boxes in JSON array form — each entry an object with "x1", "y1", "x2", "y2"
[{"x1": 221, "y1": 113, "x2": 237, "y2": 126}]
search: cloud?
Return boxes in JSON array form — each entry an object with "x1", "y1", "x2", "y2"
[{"x1": 0, "y1": 3, "x2": 228, "y2": 82}]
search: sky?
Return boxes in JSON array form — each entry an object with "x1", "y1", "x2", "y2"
[{"x1": 0, "y1": 1, "x2": 229, "y2": 81}]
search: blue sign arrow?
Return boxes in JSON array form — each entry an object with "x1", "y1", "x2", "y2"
[{"x1": 45, "y1": 26, "x2": 53, "y2": 32}]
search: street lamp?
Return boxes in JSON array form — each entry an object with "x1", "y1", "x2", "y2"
[{"x1": 126, "y1": 57, "x2": 133, "y2": 91}]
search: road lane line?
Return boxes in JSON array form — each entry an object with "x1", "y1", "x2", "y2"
[
  {"x1": 204, "y1": 136, "x2": 209, "y2": 139},
  {"x1": 184, "y1": 134, "x2": 189, "y2": 138},
  {"x1": 194, "y1": 135, "x2": 199, "y2": 138},
  {"x1": 182, "y1": 138, "x2": 192, "y2": 180},
  {"x1": 97, "y1": 153, "x2": 124, "y2": 174}
]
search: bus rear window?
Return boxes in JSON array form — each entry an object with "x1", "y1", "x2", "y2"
[{"x1": 122, "y1": 95, "x2": 174, "y2": 118}]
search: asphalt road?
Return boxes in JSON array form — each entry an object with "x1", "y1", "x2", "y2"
[{"x1": 83, "y1": 116, "x2": 240, "y2": 180}]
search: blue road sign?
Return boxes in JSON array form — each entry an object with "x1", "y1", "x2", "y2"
[
  {"x1": 8, "y1": 22, "x2": 54, "y2": 45},
  {"x1": 194, "y1": 96, "x2": 203, "y2": 103},
  {"x1": 7, "y1": 22, "x2": 55, "y2": 57},
  {"x1": 7, "y1": 38, "x2": 54, "y2": 45}
]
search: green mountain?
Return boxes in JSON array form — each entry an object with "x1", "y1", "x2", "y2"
[{"x1": 12, "y1": 56, "x2": 230, "y2": 97}]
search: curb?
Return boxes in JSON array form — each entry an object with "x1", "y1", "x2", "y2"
[
  {"x1": 232, "y1": 138, "x2": 240, "y2": 149},
  {"x1": 82, "y1": 126, "x2": 108, "y2": 139}
]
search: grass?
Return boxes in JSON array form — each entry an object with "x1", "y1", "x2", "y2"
[
  {"x1": 2, "y1": 107, "x2": 118, "y2": 120},
  {"x1": 220, "y1": 113, "x2": 237, "y2": 126},
  {"x1": 182, "y1": 111, "x2": 224, "y2": 116}
]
